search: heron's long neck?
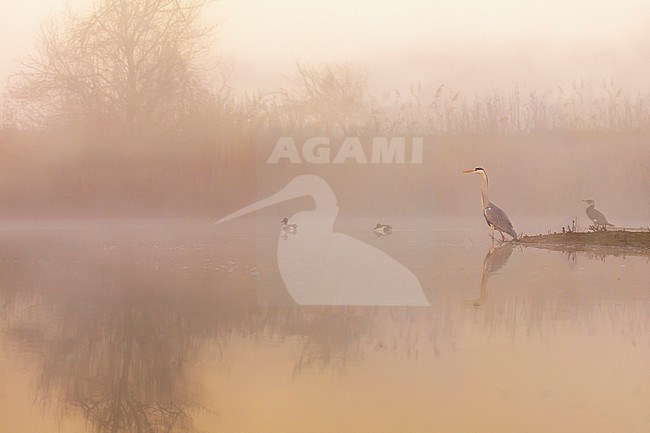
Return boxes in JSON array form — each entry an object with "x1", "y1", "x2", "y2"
[{"x1": 480, "y1": 173, "x2": 490, "y2": 209}]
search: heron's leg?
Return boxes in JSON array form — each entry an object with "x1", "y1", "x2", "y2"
[
  {"x1": 474, "y1": 270, "x2": 488, "y2": 307},
  {"x1": 490, "y1": 225, "x2": 495, "y2": 244},
  {"x1": 500, "y1": 231, "x2": 505, "y2": 242}
]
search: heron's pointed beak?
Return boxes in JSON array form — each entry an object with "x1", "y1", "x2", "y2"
[
  {"x1": 215, "y1": 181, "x2": 308, "y2": 225},
  {"x1": 462, "y1": 169, "x2": 475, "y2": 174}
]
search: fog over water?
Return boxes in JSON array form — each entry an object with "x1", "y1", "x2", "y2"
[{"x1": 0, "y1": 220, "x2": 649, "y2": 432}]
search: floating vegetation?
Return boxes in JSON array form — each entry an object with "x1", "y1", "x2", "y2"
[{"x1": 518, "y1": 230, "x2": 650, "y2": 257}]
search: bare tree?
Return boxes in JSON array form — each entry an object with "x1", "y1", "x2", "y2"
[
  {"x1": 9, "y1": 0, "x2": 211, "y2": 128},
  {"x1": 285, "y1": 62, "x2": 370, "y2": 135}
]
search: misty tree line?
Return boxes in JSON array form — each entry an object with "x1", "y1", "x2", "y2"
[
  {"x1": 5, "y1": 0, "x2": 650, "y2": 133},
  {"x1": 0, "y1": 0, "x2": 648, "y2": 216}
]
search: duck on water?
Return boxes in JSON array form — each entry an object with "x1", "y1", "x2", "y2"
[
  {"x1": 281, "y1": 217, "x2": 298, "y2": 234},
  {"x1": 374, "y1": 223, "x2": 392, "y2": 235}
]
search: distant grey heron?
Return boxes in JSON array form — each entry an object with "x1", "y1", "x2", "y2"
[
  {"x1": 463, "y1": 167, "x2": 517, "y2": 242},
  {"x1": 582, "y1": 200, "x2": 613, "y2": 228}
]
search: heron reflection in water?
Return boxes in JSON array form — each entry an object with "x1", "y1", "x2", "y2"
[
  {"x1": 466, "y1": 244, "x2": 514, "y2": 307},
  {"x1": 216, "y1": 175, "x2": 429, "y2": 306}
]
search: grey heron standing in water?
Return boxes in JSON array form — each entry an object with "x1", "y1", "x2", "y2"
[
  {"x1": 582, "y1": 200, "x2": 613, "y2": 229},
  {"x1": 463, "y1": 167, "x2": 518, "y2": 242}
]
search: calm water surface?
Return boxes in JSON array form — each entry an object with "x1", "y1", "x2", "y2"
[{"x1": 0, "y1": 219, "x2": 649, "y2": 433}]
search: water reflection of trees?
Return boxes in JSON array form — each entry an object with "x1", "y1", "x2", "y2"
[
  {"x1": 43, "y1": 295, "x2": 200, "y2": 432},
  {"x1": 0, "y1": 236, "x2": 440, "y2": 432},
  {"x1": 0, "y1": 234, "x2": 244, "y2": 433},
  {"x1": 4, "y1": 284, "x2": 230, "y2": 433},
  {"x1": 2, "y1": 232, "x2": 648, "y2": 432},
  {"x1": 288, "y1": 308, "x2": 369, "y2": 374},
  {"x1": 3, "y1": 291, "x2": 431, "y2": 432}
]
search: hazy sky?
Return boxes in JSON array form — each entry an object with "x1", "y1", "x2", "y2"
[{"x1": 2, "y1": 0, "x2": 650, "y2": 96}]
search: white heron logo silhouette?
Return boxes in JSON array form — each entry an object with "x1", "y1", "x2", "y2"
[{"x1": 216, "y1": 175, "x2": 430, "y2": 306}]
